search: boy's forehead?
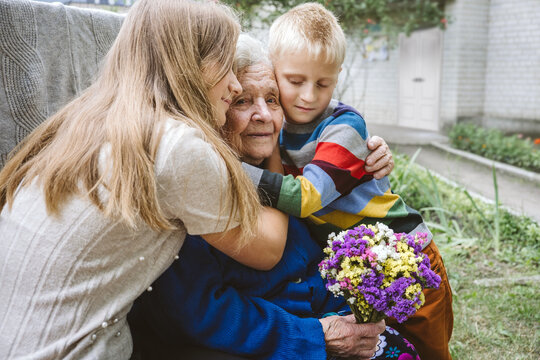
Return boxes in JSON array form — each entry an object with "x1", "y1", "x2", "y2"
[{"x1": 273, "y1": 52, "x2": 341, "y2": 77}]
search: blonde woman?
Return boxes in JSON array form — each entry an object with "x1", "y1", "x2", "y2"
[{"x1": 0, "y1": 0, "x2": 288, "y2": 359}]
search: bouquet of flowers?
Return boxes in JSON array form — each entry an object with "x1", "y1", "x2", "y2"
[{"x1": 318, "y1": 222, "x2": 441, "y2": 323}]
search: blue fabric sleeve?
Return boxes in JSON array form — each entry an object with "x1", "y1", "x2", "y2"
[{"x1": 136, "y1": 236, "x2": 328, "y2": 360}]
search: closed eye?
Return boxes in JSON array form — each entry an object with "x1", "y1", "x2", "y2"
[{"x1": 288, "y1": 78, "x2": 303, "y2": 85}]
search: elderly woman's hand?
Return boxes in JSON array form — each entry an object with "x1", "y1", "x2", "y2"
[
  {"x1": 365, "y1": 136, "x2": 394, "y2": 179},
  {"x1": 320, "y1": 314, "x2": 385, "y2": 359}
]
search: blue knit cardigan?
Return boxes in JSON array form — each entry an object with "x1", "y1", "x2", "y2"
[{"x1": 129, "y1": 217, "x2": 349, "y2": 359}]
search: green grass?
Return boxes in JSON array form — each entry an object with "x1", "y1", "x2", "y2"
[
  {"x1": 390, "y1": 151, "x2": 540, "y2": 359},
  {"x1": 445, "y1": 245, "x2": 539, "y2": 359}
]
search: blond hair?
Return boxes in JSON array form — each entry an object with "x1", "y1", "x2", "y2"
[
  {"x1": 268, "y1": 2, "x2": 346, "y2": 65},
  {"x1": 0, "y1": 0, "x2": 261, "y2": 245}
]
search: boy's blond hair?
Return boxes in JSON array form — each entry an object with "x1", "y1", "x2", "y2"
[{"x1": 268, "y1": 2, "x2": 346, "y2": 65}]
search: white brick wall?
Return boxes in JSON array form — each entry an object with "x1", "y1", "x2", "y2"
[
  {"x1": 440, "y1": 0, "x2": 490, "y2": 127},
  {"x1": 483, "y1": 0, "x2": 540, "y2": 123},
  {"x1": 337, "y1": 41, "x2": 399, "y2": 126},
  {"x1": 439, "y1": 1, "x2": 462, "y2": 127},
  {"x1": 455, "y1": 0, "x2": 490, "y2": 118},
  {"x1": 343, "y1": 0, "x2": 540, "y2": 133}
]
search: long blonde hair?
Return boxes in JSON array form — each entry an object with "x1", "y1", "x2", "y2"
[{"x1": 0, "y1": 0, "x2": 261, "y2": 244}]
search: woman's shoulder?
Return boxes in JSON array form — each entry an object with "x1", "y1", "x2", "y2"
[
  {"x1": 155, "y1": 118, "x2": 225, "y2": 179},
  {"x1": 158, "y1": 118, "x2": 214, "y2": 159},
  {"x1": 160, "y1": 117, "x2": 206, "y2": 145}
]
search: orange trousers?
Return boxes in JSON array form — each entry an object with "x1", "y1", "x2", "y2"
[{"x1": 386, "y1": 240, "x2": 454, "y2": 360}]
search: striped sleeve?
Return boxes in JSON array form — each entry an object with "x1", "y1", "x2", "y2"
[{"x1": 242, "y1": 112, "x2": 375, "y2": 218}]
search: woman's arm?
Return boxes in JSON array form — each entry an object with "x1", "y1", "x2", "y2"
[
  {"x1": 202, "y1": 207, "x2": 288, "y2": 271},
  {"x1": 160, "y1": 125, "x2": 288, "y2": 271}
]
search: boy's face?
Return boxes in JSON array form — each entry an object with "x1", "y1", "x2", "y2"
[{"x1": 273, "y1": 53, "x2": 341, "y2": 125}]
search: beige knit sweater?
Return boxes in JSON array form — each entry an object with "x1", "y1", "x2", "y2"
[
  {"x1": 0, "y1": 119, "x2": 238, "y2": 359},
  {"x1": 0, "y1": 1, "x2": 238, "y2": 358}
]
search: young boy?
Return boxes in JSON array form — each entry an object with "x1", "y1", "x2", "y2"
[{"x1": 242, "y1": 3, "x2": 453, "y2": 360}]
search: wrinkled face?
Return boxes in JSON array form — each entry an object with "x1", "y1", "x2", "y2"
[
  {"x1": 273, "y1": 53, "x2": 340, "y2": 125},
  {"x1": 224, "y1": 63, "x2": 284, "y2": 166},
  {"x1": 207, "y1": 68, "x2": 242, "y2": 126}
]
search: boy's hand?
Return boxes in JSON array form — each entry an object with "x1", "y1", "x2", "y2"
[
  {"x1": 262, "y1": 143, "x2": 284, "y2": 174},
  {"x1": 365, "y1": 136, "x2": 394, "y2": 179}
]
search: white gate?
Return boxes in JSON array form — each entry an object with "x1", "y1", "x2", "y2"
[{"x1": 398, "y1": 27, "x2": 442, "y2": 131}]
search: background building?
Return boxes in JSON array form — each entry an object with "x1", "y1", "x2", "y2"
[{"x1": 340, "y1": 0, "x2": 540, "y2": 136}]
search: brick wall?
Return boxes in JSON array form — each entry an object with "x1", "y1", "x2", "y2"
[
  {"x1": 439, "y1": 0, "x2": 461, "y2": 128},
  {"x1": 343, "y1": 0, "x2": 540, "y2": 134},
  {"x1": 440, "y1": 0, "x2": 490, "y2": 129},
  {"x1": 337, "y1": 42, "x2": 400, "y2": 126},
  {"x1": 483, "y1": 0, "x2": 540, "y2": 133}
]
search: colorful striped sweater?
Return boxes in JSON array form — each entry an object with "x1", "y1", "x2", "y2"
[{"x1": 243, "y1": 99, "x2": 432, "y2": 245}]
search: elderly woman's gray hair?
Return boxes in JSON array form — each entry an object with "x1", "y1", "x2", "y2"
[{"x1": 235, "y1": 33, "x2": 272, "y2": 72}]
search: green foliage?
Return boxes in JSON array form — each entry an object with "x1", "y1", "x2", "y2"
[
  {"x1": 222, "y1": 0, "x2": 447, "y2": 38},
  {"x1": 390, "y1": 151, "x2": 540, "y2": 263},
  {"x1": 391, "y1": 150, "x2": 540, "y2": 358},
  {"x1": 449, "y1": 123, "x2": 540, "y2": 173}
]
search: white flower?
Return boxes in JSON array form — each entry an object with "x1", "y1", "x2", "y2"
[
  {"x1": 327, "y1": 283, "x2": 343, "y2": 295},
  {"x1": 347, "y1": 297, "x2": 356, "y2": 304}
]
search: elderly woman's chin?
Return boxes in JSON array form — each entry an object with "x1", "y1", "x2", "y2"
[{"x1": 238, "y1": 135, "x2": 275, "y2": 166}]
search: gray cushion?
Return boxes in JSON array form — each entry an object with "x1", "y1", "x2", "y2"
[{"x1": 0, "y1": 0, "x2": 123, "y2": 167}]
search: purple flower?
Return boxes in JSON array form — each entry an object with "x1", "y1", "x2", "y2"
[
  {"x1": 319, "y1": 223, "x2": 440, "y2": 324},
  {"x1": 418, "y1": 263, "x2": 441, "y2": 288}
]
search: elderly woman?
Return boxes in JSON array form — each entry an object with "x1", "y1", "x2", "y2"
[{"x1": 128, "y1": 35, "x2": 415, "y2": 360}]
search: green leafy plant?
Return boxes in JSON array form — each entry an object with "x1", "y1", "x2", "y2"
[
  {"x1": 222, "y1": 0, "x2": 447, "y2": 38},
  {"x1": 463, "y1": 166, "x2": 500, "y2": 253},
  {"x1": 390, "y1": 150, "x2": 540, "y2": 260},
  {"x1": 449, "y1": 123, "x2": 540, "y2": 173}
]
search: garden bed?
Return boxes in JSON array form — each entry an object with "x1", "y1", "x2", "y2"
[
  {"x1": 390, "y1": 152, "x2": 540, "y2": 359},
  {"x1": 449, "y1": 123, "x2": 540, "y2": 173}
]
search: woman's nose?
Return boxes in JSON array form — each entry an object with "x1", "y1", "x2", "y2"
[
  {"x1": 229, "y1": 71, "x2": 242, "y2": 97},
  {"x1": 252, "y1": 99, "x2": 272, "y2": 122}
]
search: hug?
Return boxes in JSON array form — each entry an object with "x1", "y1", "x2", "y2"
[{"x1": 0, "y1": 1, "x2": 452, "y2": 359}]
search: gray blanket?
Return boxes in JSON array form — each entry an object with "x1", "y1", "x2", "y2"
[{"x1": 0, "y1": 0, "x2": 123, "y2": 167}]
